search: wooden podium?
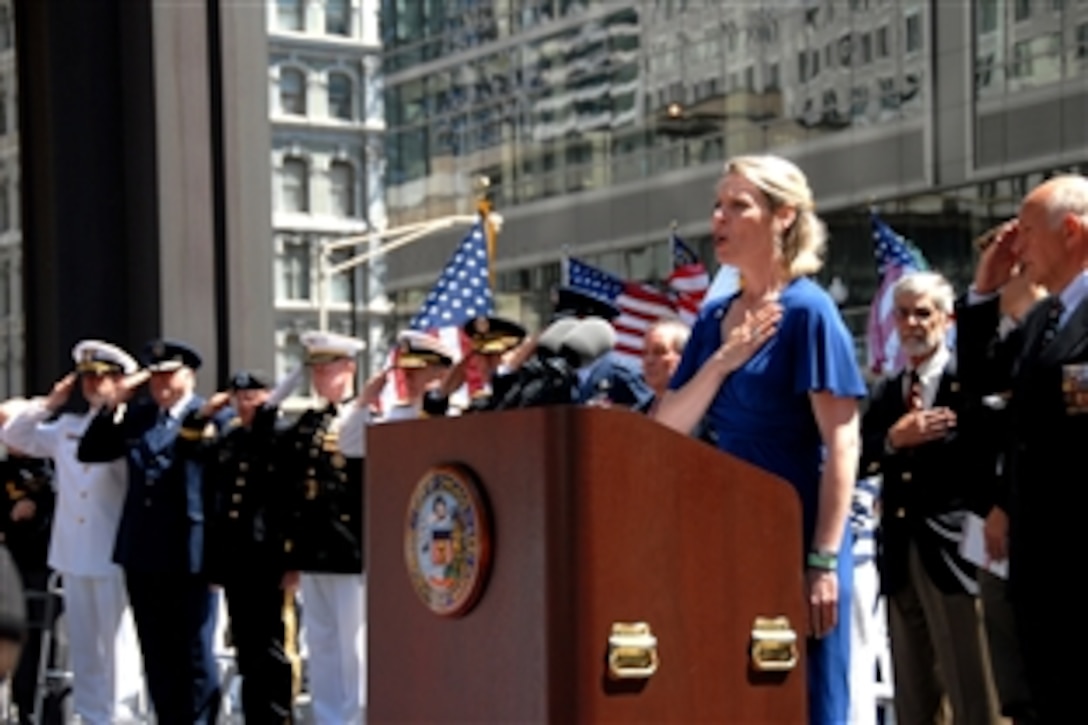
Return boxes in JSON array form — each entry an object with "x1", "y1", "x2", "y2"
[{"x1": 366, "y1": 406, "x2": 807, "y2": 723}]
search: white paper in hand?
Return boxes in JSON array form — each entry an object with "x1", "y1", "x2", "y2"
[{"x1": 959, "y1": 513, "x2": 1009, "y2": 579}]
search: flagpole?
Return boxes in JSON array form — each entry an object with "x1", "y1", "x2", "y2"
[
  {"x1": 560, "y1": 245, "x2": 571, "y2": 286},
  {"x1": 475, "y1": 176, "x2": 497, "y2": 291}
]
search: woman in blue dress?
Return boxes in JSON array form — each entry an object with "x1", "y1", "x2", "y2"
[{"x1": 655, "y1": 154, "x2": 866, "y2": 724}]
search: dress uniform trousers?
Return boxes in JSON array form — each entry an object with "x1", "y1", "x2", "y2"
[
  {"x1": 301, "y1": 573, "x2": 364, "y2": 724},
  {"x1": 203, "y1": 406, "x2": 299, "y2": 724},
  {"x1": 125, "y1": 572, "x2": 219, "y2": 724},
  {"x1": 223, "y1": 568, "x2": 297, "y2": 723}
]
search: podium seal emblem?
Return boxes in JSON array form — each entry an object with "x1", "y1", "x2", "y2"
[{"x1": 405, "y1": 464, "x2": 491, "y2": 617}]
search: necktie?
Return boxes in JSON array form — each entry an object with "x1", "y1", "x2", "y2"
[
  {"x1": 1039, "y1": 297, "x2": 1064, "y2": 350},
  {"x1": 905, "y1": 370, "x2": 923, "y2": 411}
]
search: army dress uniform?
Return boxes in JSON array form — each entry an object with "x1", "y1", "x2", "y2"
[
  {"x1": 2, "y1": 340, "x2": 144, "y2": 725},
  {"x1": 195, "y1": 371, "x2": 298, "y2": 724},
  {"x1": 0, "y1": 453, "x2": 60, "y2": 724},
  {"x1": 78, "y1": 339, "x2": 231, "y2": 725},
  {"x1": 281, "y1": 331, "x2": 369, "y2": 725}
]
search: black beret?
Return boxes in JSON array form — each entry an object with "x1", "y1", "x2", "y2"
[{"x1": 228, "y1": 370, "x2": 270, "y2": 391}]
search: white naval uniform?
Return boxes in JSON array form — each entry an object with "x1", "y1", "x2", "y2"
[
  {"x1": 3, "y1": 402, "x2": 144, "y2": 725},
  {"x1": 301, "y1": 402, "x2": 370, "y2": 725}
]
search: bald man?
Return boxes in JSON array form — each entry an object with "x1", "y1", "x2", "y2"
[{"x1": 957, "y1": 174, "x2": 1088, "y2": 723}]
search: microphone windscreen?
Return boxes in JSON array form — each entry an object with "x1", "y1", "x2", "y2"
[
  {"x1": 559, "y1": 317, "x2": 615, "y2": 367},
  {"x1": 536, "y1": 318, "x2": 580, "y2": 356}
]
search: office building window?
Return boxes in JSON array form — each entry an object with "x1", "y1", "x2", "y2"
[
  {"x1": 277, "y1": 239, "x2": 312, "y2": 302},
  {"x1": 1011, "y1": 39, "x2": 1033, "y2": 77},
  {"x1": 0, "y1": 260, "x2": 9, "y2": 318},
  {"x1": 0, "y1": 182, "x2": 8, "y2": 232},
  {"x1": 905, "y1": 13, "x2": 922, "y2": 53},
  {"x1": 977, "y1": 0, "x2": 999, "y2": 33},
  {"x1": 277, "y1": 0, "x2": 305, "y2": 31},
  {"x1": 281, "y1": 157, "x2": 309, "y2": 212},
  {"x1": 329, "y1": 250, "x2": 354, "y2": 303},
  {"x1": 329, "y1": 161, "x2": 355, "y2": 217},
  {"x1": 1078, "y1": 22, "x2": 1088, "y2": 59},
  {"x1": 328, "y1": 72, "x2": 353, "y2": 120},
  {"x1": 280, "y1": 67, "x2": 306, "y2": 115},
  {"x1": 1014, "y1": 0, "x2": 1031, "y2": 22},
  {"x1": 0, "y1": 7, "x2": 10, "y2": 50},
  {"x1": 876, "y1": 26, "x2": 889, "y2": 58},
  {"x1": 326, "y1": 0, "x2": 350, "y2": 35},
  {"x1": 766, "y1": 62, "x2": 780, "y2": 91},
  {"x1": 0, "y1": 89, "x2": 6, "y2": 136}
]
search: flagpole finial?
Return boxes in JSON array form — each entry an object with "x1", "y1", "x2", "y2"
[
  {"x1": 473, "y1": 176, "x2": 492, "y2": 213},
  {"x1": 670, "y1": 219, "x2": 678, "y2": 232},
  {"x1": 473, "y1": 175, "x2": 498, "y2": 290}
]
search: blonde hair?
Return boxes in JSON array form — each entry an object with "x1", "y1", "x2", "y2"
[{"x1": 724, "y1": 154, "x2": 827, "y2": 278}]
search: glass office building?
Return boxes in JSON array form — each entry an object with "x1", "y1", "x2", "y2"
[{"x1": 379, "y1": 0, "x2": 1088, "y2": 344}]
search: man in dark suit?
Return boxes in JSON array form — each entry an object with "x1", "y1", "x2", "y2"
[
  {"x1": 956, "y1": 174, "x2": 1088, "y2": 723},
  {"x1": 78, "y1": 339, "x2": 231, "y2": 724},
  {"x1": 861, "y1": 271, "x2": 997, "y2": 725}
]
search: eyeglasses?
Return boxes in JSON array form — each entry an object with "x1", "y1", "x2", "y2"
[{"x1": 894, "y1": 306, "x2": 937, "y2": 321}]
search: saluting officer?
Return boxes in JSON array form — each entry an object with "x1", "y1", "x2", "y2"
[
  {"x1": 421, "y1": 317, "x2": 526, "y2": 415},
  {"x1": 387, "y1": 330, "x2": 456, "y2": 421},
  {"x1": 279, "y1": 331, "x2": 369, "y2": 725},
  {"x1": 191, "y1": 370, "x2": 299, "y2": 723},
  {"x1": 78, "y1": 339, "x2": 232, "y2": 725},
  {"x1": 3, "y1": 340, "x2": 144, "y2": 724}
]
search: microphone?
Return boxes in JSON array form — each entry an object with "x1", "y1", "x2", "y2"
[
  {"x1": 536, "y1": 318, "x2": 581, "y2": 357},
  {"x1": 557, "y1": 317, "x2": 615, "y2": 368}
]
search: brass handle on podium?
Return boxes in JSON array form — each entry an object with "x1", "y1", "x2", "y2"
[
  {"x1": 750, "y1": 616, "x2": 798, "y2": 671},
  {"x1": 607, "y1": 622, "x2": 659, "y2": 680}
]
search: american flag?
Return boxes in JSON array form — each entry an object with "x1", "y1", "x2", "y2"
[
  {"x1": 666, "y1": 232, "x2": 711, "y2": 325},
  {"x1": 866, "y1": 211, "x2": 928, "y2": 376},
  {"x1": 566, "y1": 257, "x2": 679, "y2": 369},
  {"x1": 381, "y1": 220, "x2": 493, "y2": 412}
]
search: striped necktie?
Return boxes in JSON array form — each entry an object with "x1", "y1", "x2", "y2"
[{"x1": 905, "y1": 370, "x2": 923, "y2": 411}]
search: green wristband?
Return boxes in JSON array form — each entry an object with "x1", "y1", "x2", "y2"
[{"x1": 806, "y1": 550, "x2": 838, "y2": 571}]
